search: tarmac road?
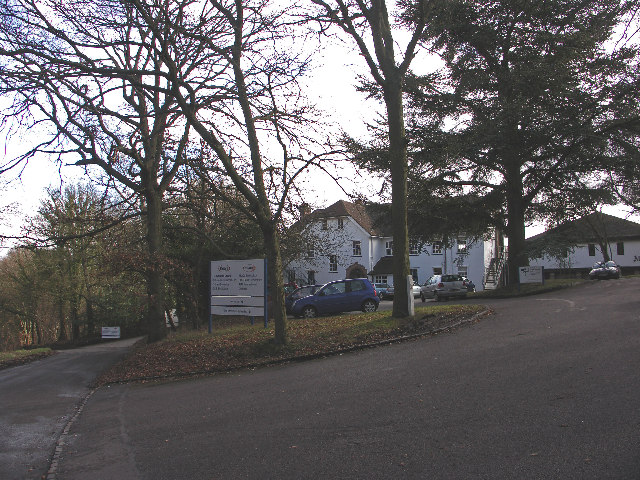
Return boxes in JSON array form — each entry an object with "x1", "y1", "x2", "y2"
[
  {"x1": 0, "y1": 337, "x2": 142, "y2": 480},
  {"x1": 53, "y1": 277, "x2": 640, "y2": 480},
  {"x1": 5, "y1": 278, "x2": 640, "y2": 479}
]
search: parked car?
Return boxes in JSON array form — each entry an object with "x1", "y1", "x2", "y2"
[
  {"x1": 290, "y1": 278, "x2": 380, "y2": 318},
  {"x1": 285, "y1": 284, "x2": 322, "y2": 313},
  {"x1": 588, "y1": 260, "x2": 621, "y2": 280},
  {"x1": 462, "y1": 277, "x2": 476, "y2": 292},
  {"x1": 373, "y1": 282, "x2": 391, "y2": 300},
  {"x1": 382, "y1": 283, "x2": 421, "y2": 299},
  {"x1": 284, "y1": 282, "x2": 299, "y2": 295},
  {"x1": 420, "y1": 274, "x2": 468, "y2": 302},
  {"x1": 385, "y1": 285, "x2": 394, "y2": 299}
]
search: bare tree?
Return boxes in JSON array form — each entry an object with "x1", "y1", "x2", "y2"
[
  {"x1": 305, "y1": 0, "x2": 429, "y2": 316},
  {"x1": 0, "y1": 0, "x2": 196, "y2": 341},
  {"x1": 125, "y1": 0, "x2": 336, "y2": 344}
]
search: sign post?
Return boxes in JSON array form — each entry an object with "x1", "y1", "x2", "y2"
[{"x1": 209, "y1": 259, "x2": 267, "y2": 333}]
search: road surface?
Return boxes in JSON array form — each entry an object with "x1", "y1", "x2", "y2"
[{"x1": 0, "y1": 337, "x2": 141, "y2": 480}]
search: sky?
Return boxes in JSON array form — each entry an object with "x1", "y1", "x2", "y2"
[{"x1": 1, "y1": 9, "x2": 639, "y2": 252}]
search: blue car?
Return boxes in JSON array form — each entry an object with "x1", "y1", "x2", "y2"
[
  {"x1": 290, "y1": 278, "x2": 379, "y2": 318},
  {"x1": 285, "y1": 284, "x2": 322, "y2": 313}
]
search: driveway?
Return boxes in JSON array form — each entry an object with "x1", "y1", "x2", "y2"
[
  {"x1": 0, "y1": 337, "x2": 141, "y2": 480},
  {"x1": 51, "y1": 278, "x2": 640, "y2": 479}
]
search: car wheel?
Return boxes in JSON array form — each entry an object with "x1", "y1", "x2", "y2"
[
  {"x1": 362, "y1": 299, "x2": 377, "y2": 313},
  {"x1": 301, "y1": 306, "x2": 317, "y2": 318}
]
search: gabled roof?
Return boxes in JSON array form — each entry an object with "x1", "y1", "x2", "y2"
[
  {"x1": 527, "y1": 212, "x2": 640, "y2": 243},
  {"x1": 306, "y1": 200, "x2": 392, "y2": 237}
]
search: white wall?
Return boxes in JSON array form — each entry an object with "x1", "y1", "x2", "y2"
[
  {"x1": 530, "y1": 239, "x2": 640, "y2": 270},
  {"x1": 287, "y1": 218, "x2": 494, "y2": 291},
  {"x1": 287, "y1": 217, "x2": 373, "y2": 285}
]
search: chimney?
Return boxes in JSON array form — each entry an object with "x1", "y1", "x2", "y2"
[{"x1": 298, "y1": 203, "x2": 311, "y2": 218}]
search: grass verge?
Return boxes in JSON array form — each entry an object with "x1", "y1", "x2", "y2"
[
  {"x1": 97, "y1": 304, "x2": 488, "y2": 385},
  {"x1": 0, "y1": 348, "x2": 54, "y2": 370}
]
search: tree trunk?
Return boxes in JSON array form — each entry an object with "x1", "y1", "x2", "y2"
[
  {"x1": 505, "y1": 171, "x2": 528, "y2": 285},
  {"x1": 263, "y1": 222, "x2": 288, "y2": 344},
  {"x1": 385, "y1": 78, "x2": 411, "y2": 317},
  {"x1": 57, "y1": 301, "x2": 67, "y2": 342},
  {"x1": 144, "y1": 186, "x2": 167, "y2": 342}
]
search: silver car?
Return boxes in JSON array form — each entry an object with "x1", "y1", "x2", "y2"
[{"x1": 420, "y1": 274, "x2": 468, "y2": 302}]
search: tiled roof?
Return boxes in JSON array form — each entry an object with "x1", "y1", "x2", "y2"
[
  {"x1": 308, "y1": 200, "x2": 392, "y2": 237},
  {"x1": 527, "y1": 212, "x2": 640, "y2": 243}
]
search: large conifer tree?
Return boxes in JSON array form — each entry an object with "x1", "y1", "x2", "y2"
[{"x1": 399, "y1": 0, "x2": 640, "y2": 283}]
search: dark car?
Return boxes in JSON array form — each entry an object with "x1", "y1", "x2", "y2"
[
  {"x1": 290, "y1": 278, "x2": 379, "y2": 318},
  {"x1": 285, "y1": 284, "x2": 322, "y2": 313},
  {"x1": 462, "y1": 277, "x2": 476, "y2": 292},
  {"x1": 373, "y1": 282, "x2": 391, "y2": 300},
  {"x1": 588, "y1": 260, "x2": 621, "y2": 280}
]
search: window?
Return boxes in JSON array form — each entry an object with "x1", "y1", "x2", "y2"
[
  {"x1": 432, "y1": 242, "x2": 442, "y2": 254},
  {"x1": 458, "y1": 265, "x2": 468, "y2": 277},
  {"x1": 329, "y1": 254, "x2": 338, "y2": 272},
  {"x1": 409, "y1": 242, "x2": 420, "y2": 255},
  {"x1": 338, "y1": 218, "x2": 344, "y2": 229},
  {"x1": 410, "y1": 268, "x2": 418, "y2": 284},
  {"x1": 306, "y1": 244, "x2": 315, "y2": 258},
  {"x1": 588, "y1": 243, "x2": 596, "y2": 256},
  {"x1": 349, "y1": 279, "x2": 366, "y2": 292},
  {"x1": 321, "y1": 219, "x2": 328, "y2": 230},
  {"x1": 322, "y1": 281, "x2": 345, "y2": 295},
  {"x1": 617, "y1": 242, "x2": 624, "y2": 255},
  {"x1": 433, "y1": 267, "x2": 442, "y2": 275},
  {"x1": 374, "y1": 275, "x2": 388, "y2": 284},
  {"x1": 307, "y1": 270, "x2": 315, "y2": 285},
  {"x1": 386, "y1": 241, "x2": 393, "y2": 256},
  {"x1": 287, "y1": 270, "x2": 296, "y2": 283},
  {"x1": 457, "y1": 237, "x2": 467, "y2": 254},
  {"x1": 352, "y1": 240, "x2": 362, "y2": 256}
]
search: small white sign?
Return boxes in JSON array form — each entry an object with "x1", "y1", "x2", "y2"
[
  {"x1": 211, "y1": 306, "x2": 265, "y2": 317},
  {"x1": 519, "y1": 266, "x2": 544, "y2": 284},
  {"x1": 211, "y1": 296, "x2": 265, "y2": 307},
  {"x1": 101, "y1": 326, "x2": 121, "y2": 339}
]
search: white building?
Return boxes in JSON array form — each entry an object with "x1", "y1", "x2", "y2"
[
  {"x1": 528, "y1": 212, "x2": 640, "y2": 276},
  {"x1": 285, "y1": 200, "x2": 505, "y2": 291}
]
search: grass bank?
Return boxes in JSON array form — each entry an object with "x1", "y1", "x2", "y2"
[
  {"x1": 0, "y1": 348, "x2": 54, "y2": 370},
  {"x1": 97, "y1": 304, "x2": 488, "y2": 385}
]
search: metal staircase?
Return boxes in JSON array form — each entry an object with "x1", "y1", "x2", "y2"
[{"x1": 484, "y1": 248, "x2": 506, "y2": 290}]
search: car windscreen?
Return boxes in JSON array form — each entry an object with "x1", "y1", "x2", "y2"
[{"x1": 441, "y1": 275, "x2": 462, "y2": 282}]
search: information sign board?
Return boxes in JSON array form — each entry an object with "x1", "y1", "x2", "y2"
[
  {"x1": 210, "y1": 260, "x2": 265, "y2": 297},
  {"x1": 101, "y1": 326, "x2": 121, "y2": 339},
  {"x1": 519, "y1": 266, "x2": 544, "y2": 284},
  {"x1": 210, "y1": 259, "x2": 267, "y2": 329}
]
